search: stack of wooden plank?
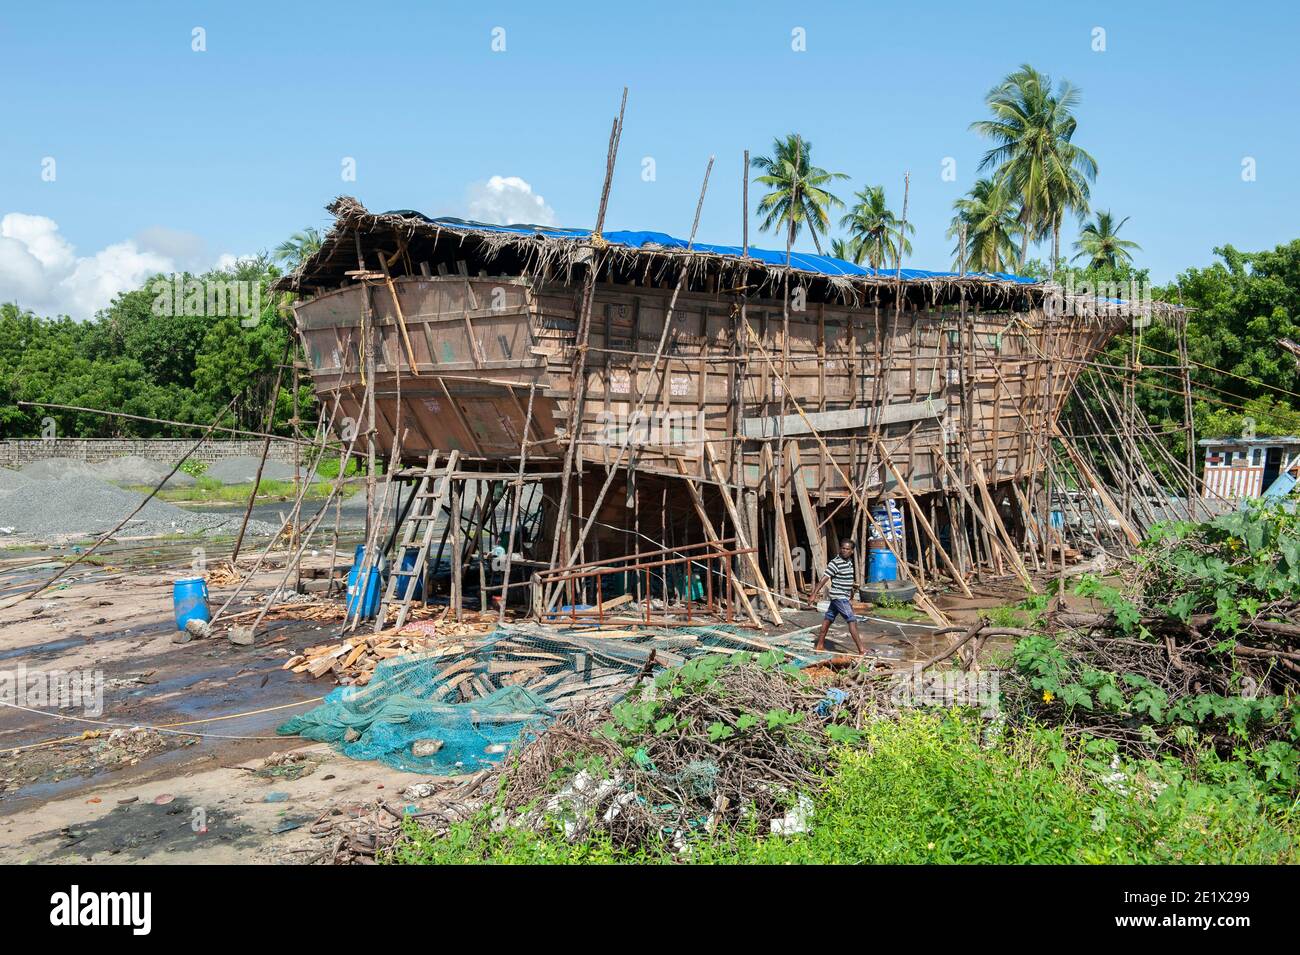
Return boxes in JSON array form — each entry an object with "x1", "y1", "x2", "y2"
[
  {"x1": 282, "y1": 618, "x2": 788, "y2": 709},
  {"x1": 283, "y1": 623, "x2": 499, "y2": 686}
]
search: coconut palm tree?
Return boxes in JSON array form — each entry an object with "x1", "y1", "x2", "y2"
[
  {"x1": 751, "y1": 134, "x2": 848, "y2": 255},
  {"x1": 970, "y1": 65, "x2": 1097, "y2": 270},
  {"x1": 1071, "y1": 210, "x2": 1141, "y2": 270},
  {"x1": 274, "y1": 228, "x2": 323, "y2": 268},
  {"x1": 947, "y1": 178, "x2": 1022, "y2": 273},
  {"x1": 829, "y1": 238, "x2": 862, "y2": 264},
  {"x1": 838, "y1": 185, "x2": 914, "y2": 270}
]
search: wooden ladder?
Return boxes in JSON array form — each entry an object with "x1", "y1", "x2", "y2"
[{"x1": 374, "y1": 449, "x2": 460, "y2": 633}]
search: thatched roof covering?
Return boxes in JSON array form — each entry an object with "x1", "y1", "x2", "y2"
[{"x1": 276, "y1": 197, "x2": 1182, "y2": 317}]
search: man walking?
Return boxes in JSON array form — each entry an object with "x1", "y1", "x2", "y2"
[{"x1": 807, "y1": 539, "x2": 866, "y2": 654}]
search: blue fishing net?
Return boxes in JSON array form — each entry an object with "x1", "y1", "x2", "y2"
[
  {"x1": 277, "y1": 622, "x2": 798, "y2": 774},
  {"x1": 277, "y1": 651, "x2": 553, "y2": 774}
]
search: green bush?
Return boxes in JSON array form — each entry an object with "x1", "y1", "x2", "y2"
[{"x1": 385, "y1": 712, "x2": 1297, "y2": 865}]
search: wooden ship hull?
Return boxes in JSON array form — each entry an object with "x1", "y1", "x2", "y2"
[
  {"x1": 280, "y1": 198, "x2": 1170, "y2": 617},
  {"x1": 292, "y1": 261, "x2": 1120, "y2": 499}
]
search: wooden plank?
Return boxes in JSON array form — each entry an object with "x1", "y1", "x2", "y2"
[
  {"x1": 741, "y1": 397, "x2": 943, "y2": 439},
  {"x1": 786, "y1": 441, "x2": 825, "y2": 577},
  {"x1": 700, "y1": 443, "x2": 785, "y2": 625}
]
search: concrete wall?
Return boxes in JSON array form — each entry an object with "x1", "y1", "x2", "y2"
[{"x1": 0, "y1": 438, "x2": 298, "y2": 469}]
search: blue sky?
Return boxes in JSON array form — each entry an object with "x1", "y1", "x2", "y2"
[{"x1": 2, "y1": 1, "x2": 1297, "y2": 317}]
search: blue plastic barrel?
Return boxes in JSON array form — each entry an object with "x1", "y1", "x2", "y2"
[
  {"x1": 394, "y1": 548, "x2": 425, "y2": 601},
  {"x1": 344, "y1": 544, "x2": 364, "y2": 602},
  {"x1": 346, "y1": 545, "x2": 383, "y2": 620},
  {"x1": 866, "y1": 546, "x2": 899, "y2": 583},
  {"x1": 173, "y1": 577, "x2": 210, "y2": 631}
]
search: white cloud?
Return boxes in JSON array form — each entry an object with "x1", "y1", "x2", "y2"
[
  {"x1": 465, "y1": 176, "x2": 557, "y2": 227},
  {"x1": 213, "y1": 252, "x2": 258, "y2": 272},
  {"x1": 0, "y1": 213, "x2": 176, "y2": 320},
  {"x1": 135, "y1": 225, "x2": 209, "y2": 271}
]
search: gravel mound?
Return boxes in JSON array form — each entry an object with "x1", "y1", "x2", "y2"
[
  {"x1": 20, "y1": 457, "x2": 100, "y2": 481},
  {"x1": 0, "y1": 477, "x2": 275, "y2": 540},
  {"x1": 204, "y1": 455, "x2": 297, "y2": 484},
  {"x1": 93, "y1": 455, "x2": 196, "y2": 488},
  {"x1": 0, "y1": 468, "x2": 32, "y2": 491}
]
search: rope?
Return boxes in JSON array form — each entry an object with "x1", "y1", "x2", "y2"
[{"x1": 0, "y1": 695, "x2": 325, "y2": 753}]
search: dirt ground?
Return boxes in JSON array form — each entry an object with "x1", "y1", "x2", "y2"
[
  {"x1": 0, "y1": 534, "x2": 968, "y2": 864},
  {"x1": 0, "y1": 537, "x2": 412, "y2": 863}
]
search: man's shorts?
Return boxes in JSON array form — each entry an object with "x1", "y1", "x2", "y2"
[{"x1": 823, "y1": 597, "x2": 857, "y2": 623}]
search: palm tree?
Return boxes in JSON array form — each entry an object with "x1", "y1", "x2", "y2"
[
  {"x1": 829, "y1": 238, "x2": 862, "y2": 264},
  {"x1": 839, "y1": 185, "x2": 914, "y2": 271},
  {"x1": 274, "y1": 227, "x2": 323, "y2": 268},
  {"x1": 751, "y1": 134, "x2": 848, "y2": 255},
  {"x1": 1072, "y1": 210, "x2": 1140, "y2": 270},
  {"x1": 947, "y1": 178, "x2": 1022, "y2": 273},
  {"x1": 970, "y1": 65, "x2": 1097, "y2": 270}
]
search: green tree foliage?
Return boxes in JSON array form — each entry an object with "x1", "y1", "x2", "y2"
[
  {"x1": 1174, "y1": 241, "x2": 1300, "y2": 422},
  {"x1": 1072, "y1": 210, "x2": 1141, "y2": 270},
  {"x1": 837, "y1": 184, "x2": 913, "y2": 269},
  {"x1": 274, "y1": 227, "x2": 323, "y2": 268},
  {"x1": 971, "y1": 64, "x2": 1097, "y2": 269},
  {"x1": 0, "y1": 258, "x2": 307, "y2": 439},
  {"x1": 947, "y1": 177, "x2": 1023, "y2": 273},
  {"x1": 750, "y1": 134, "x2": 848, "y2": 254},
  {"x1": 1055, "y1": 240, "x2": 1300, "y2": 474}
]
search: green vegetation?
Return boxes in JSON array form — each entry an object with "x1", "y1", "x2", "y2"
[
  {"x1": 1072, "y1": 210, "x2": 1141, "y2": 270},
  {"x1": 388, "y1": 712, "x2": 1295, "y2": 865},
  {"x1": 750, "y1": 134, "x2": 849, "y2": 254},
  {"x1": 837, "y1": 185, "x2": 913, "y2": 269},
  {"x1": 0, "y1": 257, "x2": 312, "y2": 440},
  {"x1": 863, "y1": 595, "x2": 928, "y2": 622},
  {"x1": 947, "y1": 177, "x2": 1022, "y2": 273},
  {"x1": 148, "y1": 477, "x2": 347, "y2": 504},
  {"x1": 381, "y1": 501, "x2": 1300, "y2": 866},
  {"x1": 969, "y1": 63, "x2": 1097, "y2": 270}
]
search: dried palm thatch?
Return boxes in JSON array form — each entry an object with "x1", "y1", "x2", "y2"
[{"x1": 275, "y1": 197, "x2": 1186, "y2": 322}]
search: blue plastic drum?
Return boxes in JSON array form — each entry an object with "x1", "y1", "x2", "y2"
[
  {"x1": 866, "y1": 546, "x2": 899, "y2": 583},
  {"x1": 173, "y1": 577, "x2": 210, "y2": 631},
  {"x1": 346, "y1": 545, "x2": 383, "y2": 620}
]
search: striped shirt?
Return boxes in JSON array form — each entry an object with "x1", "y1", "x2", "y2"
[{"x1": 823, "y1": 555, "x2": 856, "y2": 600}]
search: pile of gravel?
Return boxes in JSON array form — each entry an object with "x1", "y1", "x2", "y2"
[
  {"x1": 93, "y1": 455, "x2": 196, "y2": 488},
  {"x1": 204, "y1": 455, "x2": 297, "y2": 485},
  {"x1": 0, "y1": 477, "x2": 275, "y2": 540},
  {"x1": 0, "y1": 468, "x2": 32, "y2": 491},
  {"x1": 20, "y1": 457, "x2": 100, "y2": 481}
]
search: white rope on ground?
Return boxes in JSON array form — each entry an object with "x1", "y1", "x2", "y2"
[
  {"x1": 0, "y1": 695, "x2": 324, "y2": 752},
  {"x1": 858, "y1": 614, "x2": 942, "y2": 631}
]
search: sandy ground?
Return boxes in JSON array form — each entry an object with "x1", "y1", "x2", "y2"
[
  {"x1": 0, "y1": 530, "x2": 968, "y2": 864},
  {"x1": 0, "y1": 741, "x2": 431, "y2": 864},
  {"x1": 0, "y1": 536, "x2": 400, "y2": 863}
]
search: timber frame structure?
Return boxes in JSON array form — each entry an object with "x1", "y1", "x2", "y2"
[{"x1": 276, "y1": 196, "x2": 1188, "y2": 626}]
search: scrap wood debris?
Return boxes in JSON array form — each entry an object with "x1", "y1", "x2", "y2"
[
  {"x1": 274, "y1": 621, "x2": 813, "y2": 787},
  {"x1": 325, "y1": 657, "x2": 909, "y2": 864},
  {"x1": 308, "y1": 770, "x2": 495, "y2": 865},
  {"x1": 318, "y1": 622, "x2": 1028, "y2": 863},
  {"x1": 281, "y1": 609, "x2": 503, "y2": 685}
]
